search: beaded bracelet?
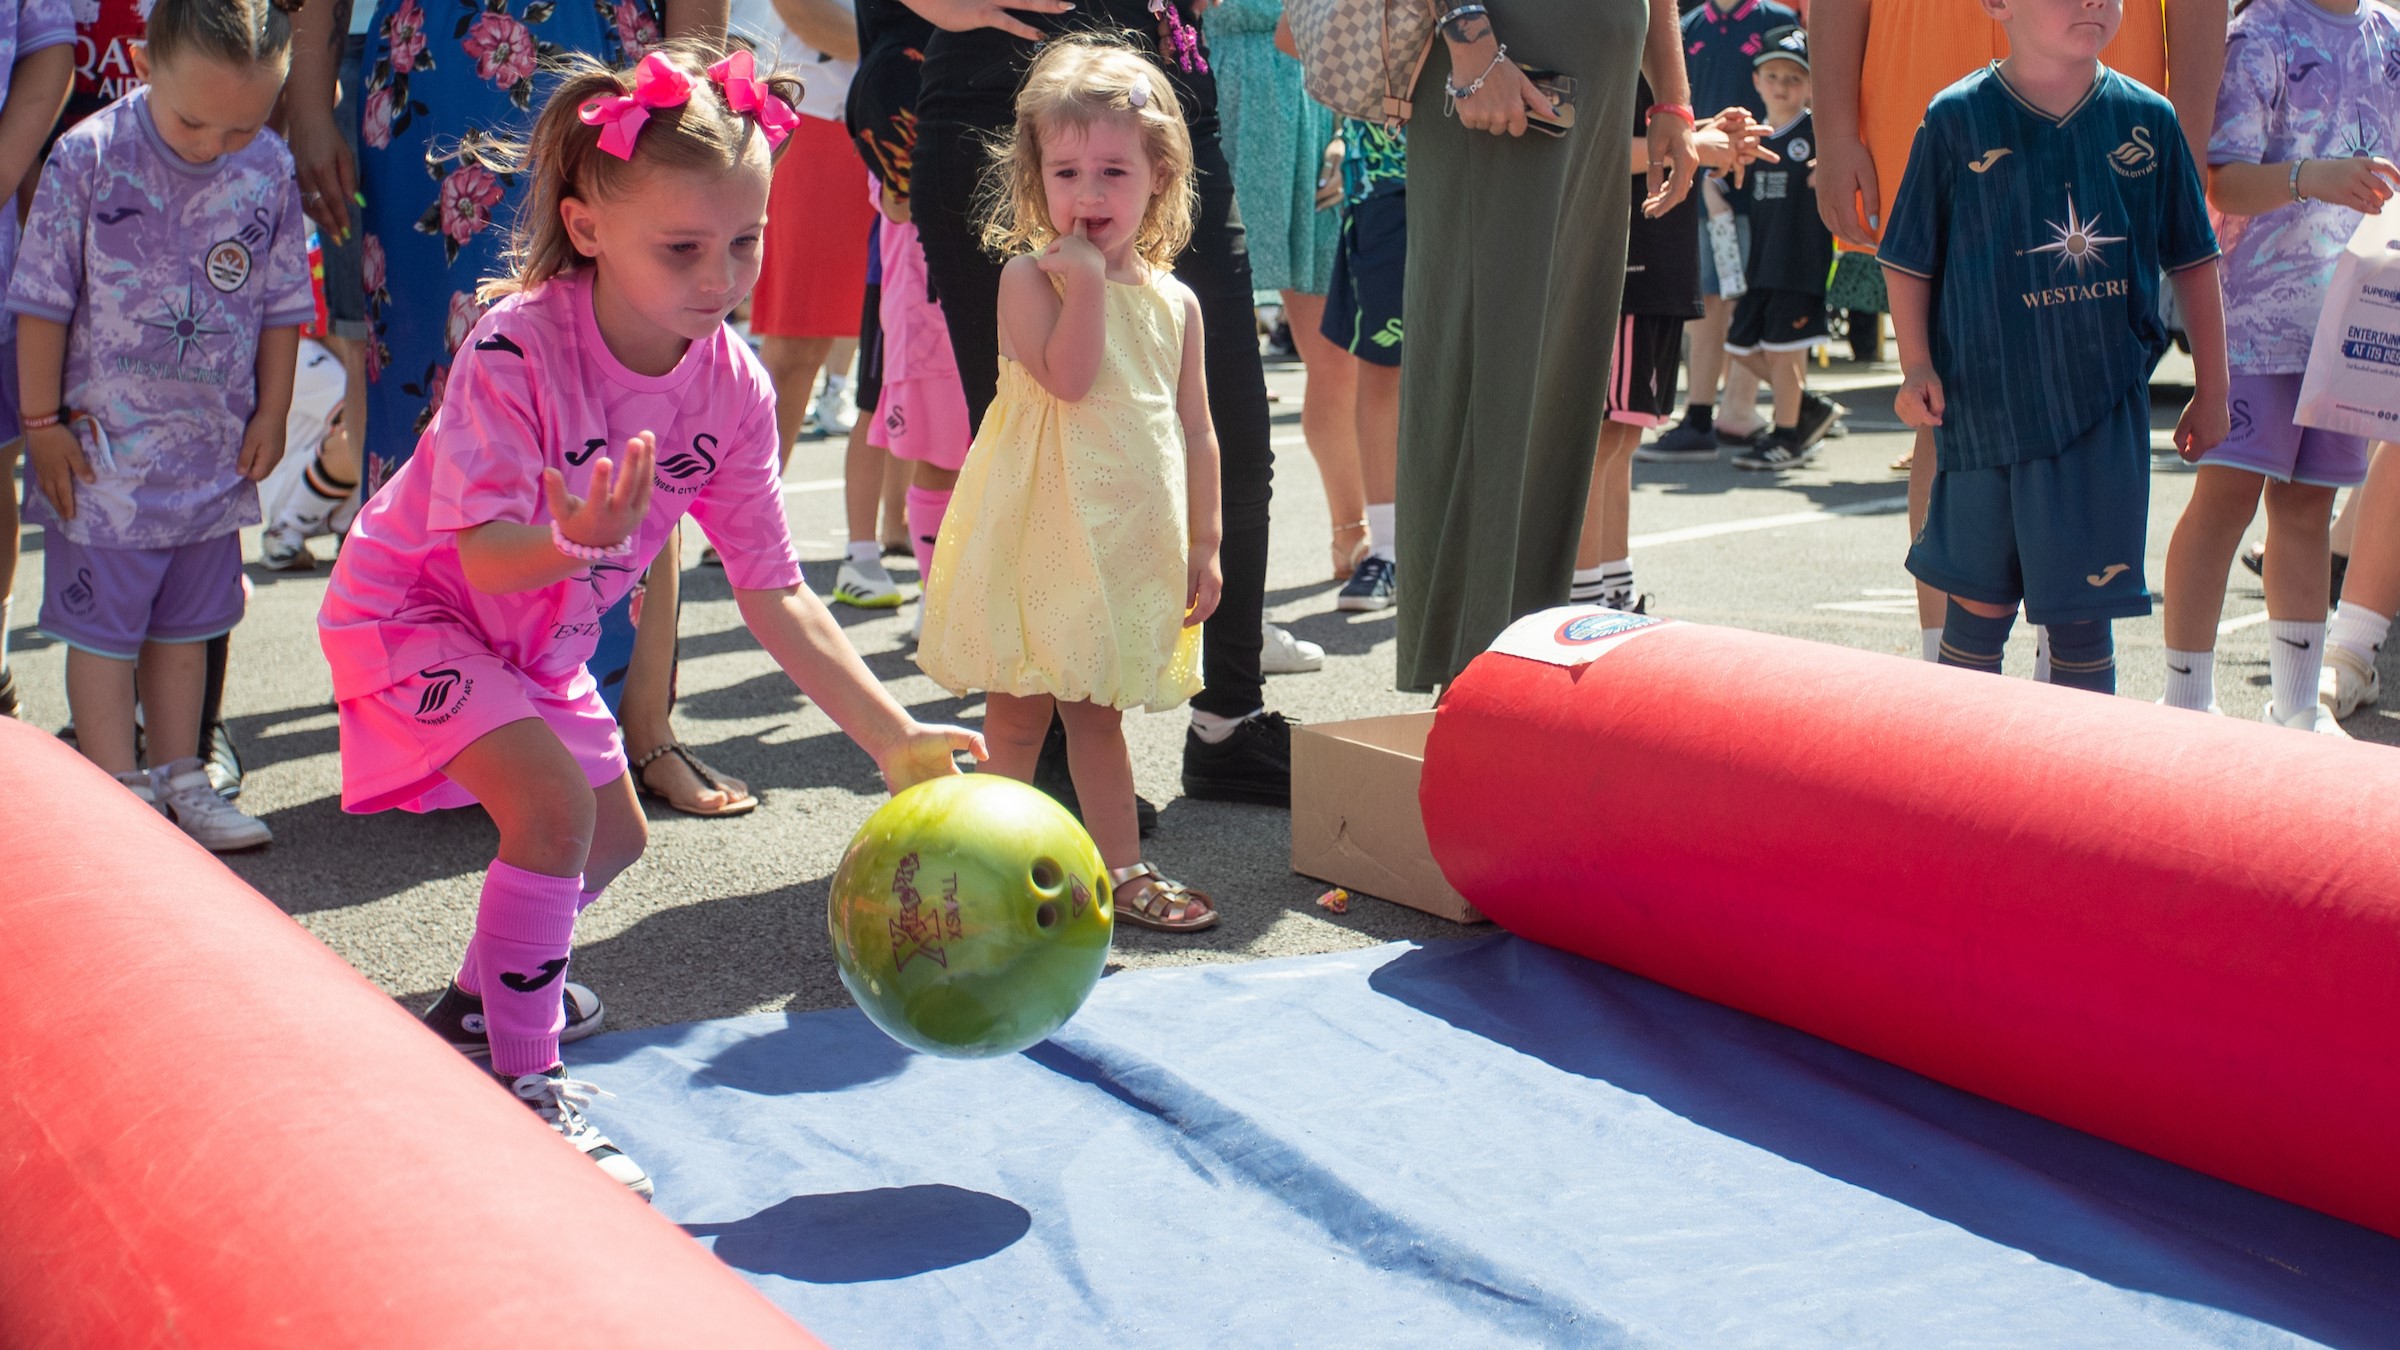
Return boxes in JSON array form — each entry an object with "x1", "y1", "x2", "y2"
[
  {"x1": 1445, "y1": 41, "x2": 1509, "y2": 102},
  {"x1": 551, "y1": 519, "x2": 634, "y2": 561}
]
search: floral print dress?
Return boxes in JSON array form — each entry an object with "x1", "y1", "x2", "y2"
[
  {"x1": 357, "y1": 0, "x2": 660, "y2": 494},
  {"x1": 358, "y1": 0, "x2": 664, "y2": 714}
]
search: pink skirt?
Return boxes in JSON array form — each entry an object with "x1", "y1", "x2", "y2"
[{"x1": 867, "y1": 212, "x2": 971, "y2": 470}]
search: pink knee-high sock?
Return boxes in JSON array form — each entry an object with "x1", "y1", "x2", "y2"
[
  {"x1": 906, "y1": 485, "x2": 951, "y2": 585},
  {"x1": 472, "y1": 860, "x2": 583, "y2": 1076},
  {"x1": 458, "y1": 886, "x2": 603, "y2": 994}
]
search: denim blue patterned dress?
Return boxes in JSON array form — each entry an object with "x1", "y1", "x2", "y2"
[{"x1": 355, "y1": 0, "x2": 663, "y2": 709}]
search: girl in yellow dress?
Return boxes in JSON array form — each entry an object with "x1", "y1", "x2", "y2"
[{"x1": 918, "y1": 37, "x2": 1224, "y2": 932}]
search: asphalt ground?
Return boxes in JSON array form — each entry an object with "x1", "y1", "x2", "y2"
[{"x1": 9, "y1": 343, "x2": 2380, "y2": 1033}]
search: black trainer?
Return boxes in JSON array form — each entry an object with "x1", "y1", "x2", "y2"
[
  {"x1": 1033, "y1": 718, "x2": 1158, "y2": 837},
  {"x1": 203, "y1": 721, "x2": 244, "y2": 800},
  {"x1": 1181, "y1": 710, "x2": 1293, "y2": 807},
  {"x1": 0, "y1": 665, "x2": 16, "y2": 720},
  {"x1": 1733, "y1": 428, "x2": 1819, "y2": 471},
  {"x1": 423, "y1": 979, "x2": 607, "y2": 1057},
  {"x1": 1794, "y1": 391, "x2": 1840, "y2": 449},
  {"x1": 1636, "y1": 413, "x2": 1719, "y2": 462}
]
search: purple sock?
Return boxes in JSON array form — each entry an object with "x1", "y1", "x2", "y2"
[
  {"x1": 472, "y1": 859, "x2": 582, "y2": 1076},
  {"x1": 906, "y1": 485, "x2": 951, "y2": 586}
]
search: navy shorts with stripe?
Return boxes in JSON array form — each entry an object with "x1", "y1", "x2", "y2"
[
  {"x1": 1322, "y1": 192, "x2": 1405, "y2": 367},
  {"x1": 1906, "y1": 389, "x2": 2154, "y2": 626}
]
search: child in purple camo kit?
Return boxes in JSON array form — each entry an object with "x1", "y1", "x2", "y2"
[
  {"x1": 0, "y1": 0, "x2": 79, "y2": 721},
  {"x1": 2159, "y1": 0, "x2": 2400, "y2": 733},
  {"x1": 9, "y1": 0, "x2": 311, "y2": 849}
]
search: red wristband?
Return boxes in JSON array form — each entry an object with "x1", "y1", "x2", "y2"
[
  {"x1": 1646, "y1": 103, "x2": 1697, "y2": 127},
  {"x1": 20, "y1": 410, "x2": 61, "y2": 430}
]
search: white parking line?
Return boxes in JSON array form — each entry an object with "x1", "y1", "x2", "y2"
[{"x1": 1632, "y1": 495, "x2": 1908, "y2": 549}]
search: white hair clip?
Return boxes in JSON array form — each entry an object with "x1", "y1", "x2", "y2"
[{"x1": 1128, "y1": 83, "x2": 1149, "y2": 110}]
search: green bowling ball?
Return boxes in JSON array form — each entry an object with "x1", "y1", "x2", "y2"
[{"x1": 828, "y1": 774, "x2": 1114, "y2": 1058}]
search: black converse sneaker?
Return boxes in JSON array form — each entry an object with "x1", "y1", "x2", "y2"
[
  {"x1": 423, "y1": 980, "x2": 607, "y2": 1057},
  {"x1": 504, "y1": 1066, "x2": 653, "y2": 1199}
]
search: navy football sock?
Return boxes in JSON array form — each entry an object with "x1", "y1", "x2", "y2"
[
  {"x1": 2045, "y1": 619, "x2": 2115, "y2": 695},
  {"x1": 1937, "y1": 599, "x2": 2014, "y2": 675}
]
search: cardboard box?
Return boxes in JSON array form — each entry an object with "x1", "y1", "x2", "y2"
[{"x1": 1290, "y1": 712, "x2": 1484, "y2": 924}]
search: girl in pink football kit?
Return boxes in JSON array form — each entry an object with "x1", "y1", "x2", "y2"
[{"x1": 318, "y1": 41, "x2": 984, "y2": 1197}]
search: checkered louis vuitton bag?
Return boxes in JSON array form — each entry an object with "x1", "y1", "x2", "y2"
[{"x1": 1286, "y1": 0, "x2": 1439, "y2": 127}]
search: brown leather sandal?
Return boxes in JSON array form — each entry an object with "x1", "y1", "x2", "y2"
[
  {"x1": 632, "y1": 742, "x2": 759, "y2": 818},
  {"x1": 1108, "y1": 862, "x2": 1218, "y2": 933}
]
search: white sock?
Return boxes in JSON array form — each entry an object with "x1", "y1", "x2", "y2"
[
  {"x1": 1190, "y1": 706, "x2": 1261, "y2": 745},
  {"x1": 846, "y1": 540, "x2": 883, "y2": 568},
  {"x1": 1599, "y1": 558, "x2": 1634, "y2": 608},
  {"x1": 1365, "y1": 502, "x2": 1396, "y2": 563},
  {"x1": 2032, "y1": 625, "x2": 2051, "y2": 683},
  {"x1": 2329, "y1": 599, "x2": 2391, "y2": 666},
  {"x1": 2163, "y1": 646, "x2": 2215, "y2": 710},
  {"x1": 1569, "y1": 565, "x2": 1608, "y2": 604},
  {"x1": 2268, "y1": 620, "x2": 2327, "y2": 722},
  {"x1": 1922, "y1": 628, "x2": 1942, "y2": 663}
]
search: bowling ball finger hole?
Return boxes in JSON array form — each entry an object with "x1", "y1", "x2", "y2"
[
  {"x1": 1030, "y1": 858, "x2": 1064, "y2": 893},
  {"x1": 1036, "y1": 900, "x2": 1061, "y2": 929}
]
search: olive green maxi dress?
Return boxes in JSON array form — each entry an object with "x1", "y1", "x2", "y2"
[{"x1": 1395, "y1": 0, "x2": 1648, "y2": 691}]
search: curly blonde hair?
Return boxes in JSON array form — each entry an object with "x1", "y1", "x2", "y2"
[
  {"x1": 474, "y1": 37, "x2": 804, "y2": 304},
  {"x1": 979, "y1": 35, "x2": 1197, "y2": 270}
]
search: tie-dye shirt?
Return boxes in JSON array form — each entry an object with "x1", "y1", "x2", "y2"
[
  {"x1": 6, "y1": 88, "x2": 315, "y2": 547},
  {"x1": 0, "y1": 0, "x2": 75, "y2": 290},
  {"x1": 318, "y1": 269, "x2": 804, "y2": 702},
  {"x1": 2210, "y1": 0, "x2": 2400, "y2": 375}
]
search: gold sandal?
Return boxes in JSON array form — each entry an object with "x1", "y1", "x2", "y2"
[
  {"x1": 1108, "y1": 862, "x2": 1218, "y2": 933},
  {"x1": 1330, "y1": 518, "x2": 1370, "y2": 582}
]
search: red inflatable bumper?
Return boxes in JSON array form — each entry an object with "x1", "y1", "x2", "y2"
[
  {"x1": 0, "y1": 718, "x2": 821, "y2": 1347},
  {"x1": 1421, "y1": 614, "x2": 2400, "y2": 1239}
]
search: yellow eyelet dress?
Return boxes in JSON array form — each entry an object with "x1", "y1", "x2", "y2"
[{"x1": 918, "y1": 268, "x2": 1205, "y2": 712}]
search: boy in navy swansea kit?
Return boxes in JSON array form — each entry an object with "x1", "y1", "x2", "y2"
[
  {"x1": 1880, "y1": 0, "x2": 2228, "y2": 694},
  {"x1": 1724, "y1": 25, "x2": 1838, "y2": 471}
]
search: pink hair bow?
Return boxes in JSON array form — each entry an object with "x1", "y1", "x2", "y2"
[
  {"x1": 580, "y1": 52, "x2": 695, "y2": 161},
  {"x1": 707, "y1": 50, "x2": 799, "y2": 150}
]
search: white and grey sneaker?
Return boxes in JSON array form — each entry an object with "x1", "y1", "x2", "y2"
[
  {"x1": 2261, "y1": 700, "x2": 2350, "y2": 737},
  {"x1": 1262, "y1": 621, "x2": 1324, "y2": 674},
  {"x1": 811, "y1": 373, "x2": 858, "y2": 435},
  {"x1": 115, "y1": 769, "x2": 167, "y2": 816},
  {"x1": 832, "y1": 558, "x2": 904, "y2": 609},
  {"x1": 505, "y1": 1066, "x2": 654, "y2": 1200},
  {"x1": 2322, "y1": 644, "x2": 2380, "y2": 720},
  {"x1": 258, "y1": 520, "x2": 315, "y2": 571},
  {"x1": 154, "y1": 757, "x2": 272, "y2": 850}
]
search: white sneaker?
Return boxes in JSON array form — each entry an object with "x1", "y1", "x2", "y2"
[
  {"x1": 1261, "y1": 621, "x2": 1324, "y2": 674},
  {"x1": 154, "y1": 758, "x2": 272, "y2": 850},
  {"x1": 812, "y1": 374, "x2": 858, "y2": 435},
  {"x1": 832, "y1": 558, "x2": 903, "y2": 609},
  {"x1": 2261, "y1": 700, "x2": 2350, "y2": 737},
  {"x1": 908, "y1": 605, "x2": 924, "y2": 646},
  {"x1": 115, "y1": 769, "x2": 166, "y2": 816},
  {"x1": 505, "y1": 1066, "x2": 654, "y2": 1200},
  {"x1": 2322, "y1": 644, "x2": 2380, "y2": 720},
  {"x1": 258, "y1": 520, "x2": 315, "y2": 570}
]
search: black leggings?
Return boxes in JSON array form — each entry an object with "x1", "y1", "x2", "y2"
[{"x1": 914, "y1": 117, "x2": 1273, "y2": 718}]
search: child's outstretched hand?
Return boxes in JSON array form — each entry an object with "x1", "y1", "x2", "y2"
[
  {"x1": 1895, "y1": 364, "x2": 1945, "y2": 430},
  {"x1": 24, "y1": 423, "x2": 90, "y2": 521},
  {"x1": 876, "y1": 721, "x2": 989, "y2": 794},
  {"x1": 543, "y1": 430, "x2": 656, "y2": 551},
  {"x1": 237, "y1": 409, "x2": 288, "y2": 483},
  {"x1": 1038, "y1": 219, "x2": 1107, "y2": 283},
  {"x1": 2175, "y1": 387, "x2": 2229, "y2": 461},
  {"x1": 1186, "y1": 546, "x2": 1223, "y2": 626}
]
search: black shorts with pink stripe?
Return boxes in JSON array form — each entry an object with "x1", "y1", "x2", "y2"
[{"x1": 1606, "y1": 312, "x2": 1685, "y2": 428}]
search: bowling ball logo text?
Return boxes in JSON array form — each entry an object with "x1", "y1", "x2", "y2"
[{"x1": 888, "y1": 852, "x2": 965, "y2": 971}]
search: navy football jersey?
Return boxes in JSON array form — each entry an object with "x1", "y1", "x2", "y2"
[{"x1": 1735, "y1": 111, "x2": 1834, "y2": 294}]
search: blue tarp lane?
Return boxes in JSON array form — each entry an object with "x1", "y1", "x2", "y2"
[{"x1": 572, "y1": 936, "x2": 2400, "y2": 1348}]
